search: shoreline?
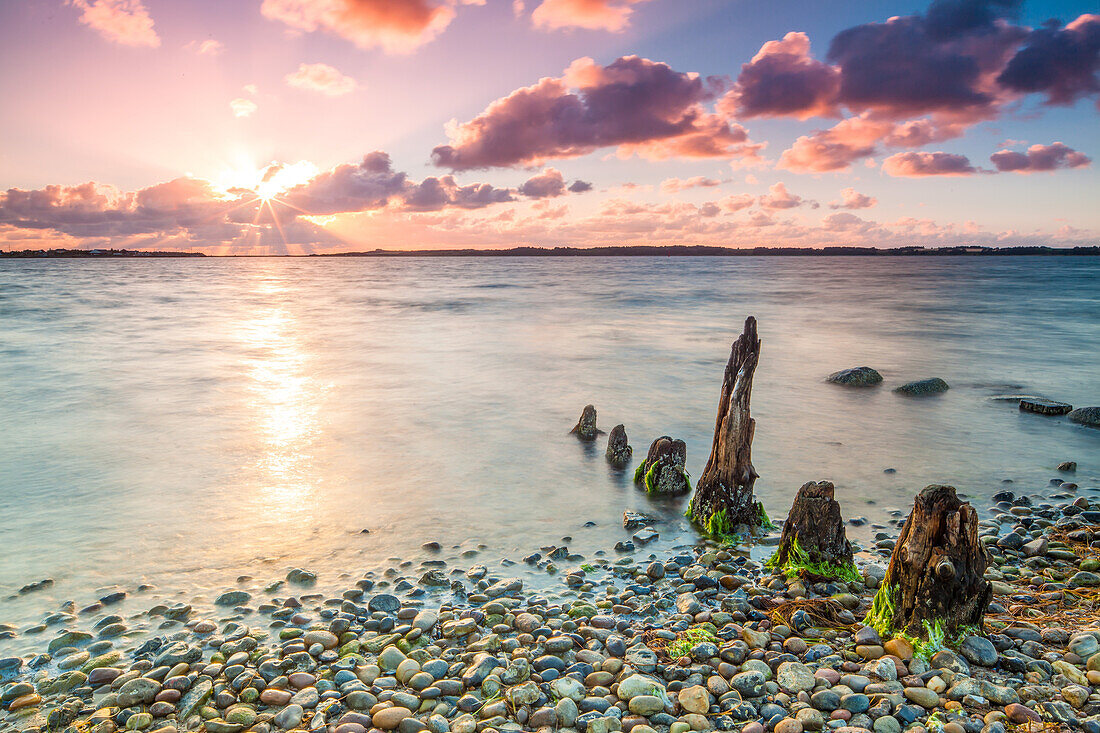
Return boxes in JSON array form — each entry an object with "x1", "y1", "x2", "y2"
[{"x1": 3, "y1": 463, "x2": 1097, "y2": 733}]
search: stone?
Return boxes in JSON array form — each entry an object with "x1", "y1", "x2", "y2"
[
  {"x1": 214, "y1": 591, "x2": 251, "y2": 606},
  {"x1": 372, "y1": 707, "x2": 412, "y2": 730},
  {"x1": 617, "y1": 675, "x2": 666, "y2": 701},
  {"x1": 730, "y1": 671, "x2": 765, "y2": 698},
  {"x1": 1067, "y1": 406, "x2": 1100, "y2": 427},
  {"x1": 1057, "y1": 462, "x2": 1077, "y2": 472},
  {"x1": 274, "y1": 705, "x2": 304, "y2": 729},
  {"x1": 606, "y1": 424, "x2": 633, "y2": 467},
  {"x1": 903, "y1": 687, "x2": 939, "y2": 708},
  {"x1": 629, "y1": 695, "x2": 665, "y2": 716},
  {"x1": 777, "y1": 662, "x2": 816, "y2": 693},
  {"x1": 1019, "y1": 398, "x2": 1072, "y2": 415},
  {"x1": 893, "y1": 378, "x2": 949, "y2": 396},
  {"x1": 826, "y1": 367, "x2": 883, "y2": 386},
  {"x1": 775, "y1": 719, "x2": 803, "y2": 733},
  {"x1": 959, "y1": 635, "x2": 998, "y2": 667},
  {"x1": 678, "y1": 686, "x2": 710, "y2": 715}
]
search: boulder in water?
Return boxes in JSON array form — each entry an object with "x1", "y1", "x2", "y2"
[
  {"x1": 1058, "y1": 462, "x2": 1077, "y2": 472},
  {"x1": 623, "y1": 511, "x2": 659, "y2": 530},
  {"x1": 1020, "y1": 398, "x2": 1072, "y2": 416},
  {"x1": 569, "y1": 404, "x2": 604, "y2": 441},
  {"x1": 894, "y1": 377, "x2": 949, "y2": 396},
  {"x1": 634, "y1": 436, "x2": 690, "y2": 495},
  {"x1": 1068, "y1": 406, "x2": 1100, "y2": 427},
  {"x1": 826, "y1": 367, "x2": 883, "y2": 386},
  {"x1": 605, "y1": 424, "x2": 632, "y2": 468}
]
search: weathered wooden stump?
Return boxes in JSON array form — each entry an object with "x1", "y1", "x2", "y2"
[
  {"x1": 633, "y1": 436, "x2": 690, "y2": 494},
  {"x1": 688, "y1": 316, "x2": 765, "y2": 535},
  {"x1": 866, "y1": 484, "x2": 992, "y2": 639},
  {"x1": 570, "y1": 404, "x2": 604, "y2": 441},
  {"x1": 605, "y1": 424, "x2": 632, "y2": 468},
  {"x1": 769, "y1": 481, "x2": 856, "y2": 581}
]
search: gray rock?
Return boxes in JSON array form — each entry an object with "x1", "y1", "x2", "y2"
[
  {"x1": 893, "y1": 378, "x2": 949, "y2": 396},
  {"x1": 827, "y1": 367, "x2": 883, "y2": 386},
  {"x1": 1068, "y1": 406, "x2": 1100, "y2": 427},
  {"x1": 959, "y1": 635, "x2": 998, "y2": 667},
  {"x1": 214, "y1": 590, "x2": 251, "y2": 606}
]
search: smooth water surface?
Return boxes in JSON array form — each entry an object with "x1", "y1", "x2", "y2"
[{"x1": 1, "y1": 256, "x2": 1097, "y2": 652}]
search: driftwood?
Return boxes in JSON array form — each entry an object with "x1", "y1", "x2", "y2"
[
  {"x1": 605, "y1": 424, "x2": 632, "y2": 468},
  {"x1": 633, "y1": 436, "x2": 690, "y2": 495},
  {"x1": 569, "y1": 404, "x2": 603, "y2": 441},
  {"x1": 689, "y1": 316, "x2": 764, "y2": 534},
  {"x1": 867, "y1": 484, "x2": 992, "y2": 638},
  {"x1": 771, "y1": 481, "x2": 854, "y2": 581}
]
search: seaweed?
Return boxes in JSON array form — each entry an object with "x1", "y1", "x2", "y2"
[
  {"x1": 665, "y1": 626, "x2": 719, "y2": 659},
  {"x1": 766, "y1": 536, "x2": 861, "y2": 583},
  {"x1": 864, "y1": 581, "x2": 898, "y2": 637}
]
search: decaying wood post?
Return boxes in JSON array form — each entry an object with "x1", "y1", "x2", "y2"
[
  {"x1": 570, "y1": 404, "x2": 603, "y2": 441},
  {"x1": 605, "y1": 424, "x2": 632, "y2": 468},
  {"x1": 769, "y1": 481, "x2": 857, "y2": 581},
  {"x1": 633, "y1": 436, "x2": 690, "y2": 494},
  {"x1": 866, "y1": 484, "x2": 992, "y2": 639},
  {"x1": 688, "y1": 316, "x2": 765, "y2": 536}
]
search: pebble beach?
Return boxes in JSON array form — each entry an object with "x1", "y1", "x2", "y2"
[{"x1": 4, "y1": 456, "x2": 1100, "y2": 733}]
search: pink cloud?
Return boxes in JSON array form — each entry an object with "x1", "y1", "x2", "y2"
[
  {"x1": 989, "y1": 142, "x2": 1091, "y2": 173},
  {"x1": 829, "y1": 187, "x2": 877, "y2": 209},
  {"x1": 759, "y1": 182, "x2": 804, "y2": 209},
  {"x1": 531, "y1": 0, "x2": 649, "y2": 32},
  {"x1": 260, "y1": 0, "x2": 464, "y2": 53},
  {"x1": 285, "y1": 63, "x2": 358, "y2": 96},
  {"x1": 432, "y1": 56, "x2": 757, "y2": 169},
  {"x1": 230, "y1": 98, "x2": 258, "y2": 118},
  {"x1": 882, "y1": 151, "x2": 977, "y2": 177},
  {"x1": 186, "y1": 39, "x2": 224, "y2": 55},
  {"x1": 722, "y1": 32, "x2": 840, "y2": 120},
  {"x1": 660, "y1": 176, "x2": 722, "y2": 194},
  {"x1": 718, "y1": 193, "x2": 754, "y2": 212},
  {"x1": 778, "y1": 115, "x2": 892, "y2": 173},
  {"x1": 519, "y1": 168, "x2": 567, "y2": 198},
  {"x1": 69, "y1": 0, "x2": 159, "y2": 48}
]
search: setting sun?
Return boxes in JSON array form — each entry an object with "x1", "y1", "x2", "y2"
[{"x1": 216, "y1": 160, "x2": 319, "y2": 202}]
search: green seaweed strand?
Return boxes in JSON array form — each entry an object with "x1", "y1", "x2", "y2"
[{"x1": 765, "y1": 536, "x2": 861, "y2": 583}]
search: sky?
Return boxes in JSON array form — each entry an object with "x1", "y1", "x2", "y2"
[{"x1": 0, "y1": 0, "x2": 1097, "y2": 254}]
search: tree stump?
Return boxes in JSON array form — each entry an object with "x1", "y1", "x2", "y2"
[
  {"x1": 769, "y1": 481, "x2": 856, "y2": 581},
  {"x1": 689, "y1": 316, "x2": 764, "y2": 535},
  {"x1": 633, "y1": 436, "x2": 690, "y2": 494},
  {"x1": 866, "y1": 484, "x2": 992, "y2": 639},
  {"x1": 569, "y1": 404, "x2": 603, "y2": 441},
  {"x1": 605, "y1": 424, "x2": 632, "y2": 468}
]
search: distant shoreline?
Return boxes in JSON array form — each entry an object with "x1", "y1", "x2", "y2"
[{"x1": 2, "y1": 244, "x2": 1098, "y2": 258}]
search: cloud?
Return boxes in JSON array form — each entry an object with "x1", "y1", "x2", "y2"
[
  {"x1": 260, "y1": 0, "x2": 471, "y2": 53},
  {"x1": 69, "y1": 0, "x2": 159, "y2": 48},
  {"x1": 230, "y1": 98, "x2": 258, "y2": 118},
  {"x1": 826, "y1": 0, "x2": 1026, "y2": 120},
  {"x1": 186, "y1": 39, "x2": 224, "y2": 55},
  {"x1": 281, "y1": 153, "x2": 410, "y2": 214},
  {"x1": 568, "y1": 179, "x2": 593, "y2": 193},
  {"x1": 882, "y1": 151, "x2": 977, "y2": 176},
  {"x1": 997, "y1": 15, "x2": 1100, "y2": 105},
  {"x1": 722, "y1": 32, "x2": 840, "y2": 119},
  {"x1": 718, "y1": 193, "x2": 754, "y2": 212},
  {"x1": 530, "y1": 0, "x2": 649, "y2": 32},
  {"x1": 989, "y1": 142, "x2": 1091, "y2": 172},
  {"x1": 829, "y1": 187, "x2": 877, "y2": 209},
  {"x1": 432, "y1": 56, "x2": 757, "y2": 170},
  {"x1": 660, "y1": 176, "x2": 722, "y2": 193},
  {"x1": 401, "y1": 177, "x2": 514, "y2": 211},
  {"x1": 285, "y1": 63, "x2": 358, "y2": 96},
  {"x1": 519, "y1": 168, "x2": 567, "y2": 198},
  {"x1": 778, "y1": 116, "x2": 891, "y2": 172},
  {"x1": 758, "y1": 182, "x2": 804, "y2": 209}
]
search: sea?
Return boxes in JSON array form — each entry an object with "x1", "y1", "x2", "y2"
[{"x1": 0, "y1": 255, "x2": 1097, "y2": 655}]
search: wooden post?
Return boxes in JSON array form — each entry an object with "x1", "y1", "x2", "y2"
[
  {"x1": 688, "y1": 316, "x2": 764, "y2": 535},
  {"x1": 770, "y1": 481, "x2": 856, "y2": 581},
  {"x1": 866, "y1": 484, "x2": 992, "y2": 638}
]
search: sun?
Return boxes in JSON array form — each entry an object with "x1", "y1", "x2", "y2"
[{"x1": 216, "y1": 160, "x2": 319, "y2": 202}]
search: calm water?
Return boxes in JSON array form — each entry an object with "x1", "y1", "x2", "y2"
[{"x1": 1, "y1": 256, "x2": 1098, "y2": 653}]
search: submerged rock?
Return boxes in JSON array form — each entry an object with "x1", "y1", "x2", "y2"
[
  {"x1": 894, "y1": 377, "x2": 949, "y2": 396},
  {"x1": 1068, "y1": 406, "x2": 1100, "y2": 427},
  {"x1": 1020, "y1": 397, "x2": 1073, "y2": 415},
  {"x1": 570, "y1": 404, "x2": 604, "y2": 441},
  {"x1": 605, "y1": 424, "x2": 633, "y2": 468},
  {"x1": 826, "y1": 367, "x2": 883, "y2": 386}
]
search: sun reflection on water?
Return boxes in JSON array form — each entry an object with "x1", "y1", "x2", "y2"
[{"x1": 238, "y1": 279, "x2": 325, "y2": 509}]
